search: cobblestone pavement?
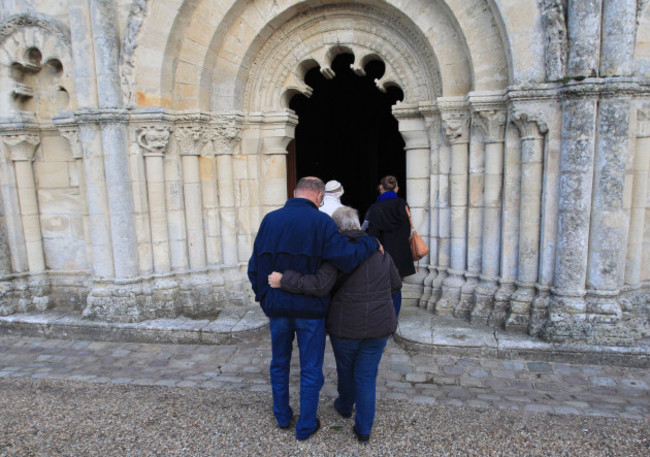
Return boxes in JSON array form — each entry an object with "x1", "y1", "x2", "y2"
[{"x1": 1, "y1": 329, "x2": 648, "y2": 421}]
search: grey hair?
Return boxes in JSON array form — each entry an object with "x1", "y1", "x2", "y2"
[
  {"x1": 332, "y1": 206, "x2": 360, "y2": 231},
  {"x1": 295, "y1": 176, "x2": 325, "y2": 194}
]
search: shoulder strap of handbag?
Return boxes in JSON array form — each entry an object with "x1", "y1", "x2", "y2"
[{"x1": 405, "y1": 205, "x2": 414, "y2": 231}]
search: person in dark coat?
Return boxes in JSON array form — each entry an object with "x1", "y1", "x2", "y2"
[
  {"x1": 363, "y1": 175, "x2": 415, "y2": 316},
  {"x1": 248, "y1": 177, "x2": 379, "y2": 441},
  {"x1": 268, "y1": 206, "x2": 402, "y2": 443}
]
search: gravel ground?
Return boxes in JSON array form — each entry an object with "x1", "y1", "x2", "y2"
[{"x1": 0, "y1": 377, "x2": 647, "y2": 457}]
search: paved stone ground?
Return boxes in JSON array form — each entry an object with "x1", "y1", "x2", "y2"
[{"x1": 1, "y1": 326, "x2": 648, "y2": 421}]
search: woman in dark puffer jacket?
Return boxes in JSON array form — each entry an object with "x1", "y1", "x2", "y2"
[{"x1": 268, "y1": 206, "x2": 401, "y2": 443}]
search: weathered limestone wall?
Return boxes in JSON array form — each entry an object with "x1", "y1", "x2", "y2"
[{"x1": 0, "y1": 0, "x2": 647, "y2": 346}]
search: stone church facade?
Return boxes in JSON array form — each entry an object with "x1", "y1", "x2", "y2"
[{"x1": 0, "y1": 0, "x2": 648, "y2": 346}]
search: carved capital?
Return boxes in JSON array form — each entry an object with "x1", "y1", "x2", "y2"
[
  {"x1": 136, "y1": 125, "x2": 172, "y2": 157},
  {"x1": 174, "y1": 125, "x2": 209, "y2": 156},
  {"x1": 1, "y1": 132, "x2": 41, "y2": 161},
  {"x1": 472, "y1": 110, "x2": 507, "y2": 143},
  {"x1": 440, "y1": 110, "x2": 470, "y2": 145},
  {"x1": 637, "y1": 109, "x2": 650, "y2": 138},
  {"x1": 58, "y1": 127, "x2": 83, "y2": 159},
  {"x1": 210, "y1": 114, "x2": 243, "y2": 155},
  {"x1": 510, "y1": 111, "x2": 548, "y2": 139}
]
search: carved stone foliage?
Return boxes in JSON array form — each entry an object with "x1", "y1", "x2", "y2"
[
  {"x1": 59, "y1": 128, "x2": 82, "y2": 160},
  {"x1": 1, "y1": 132, "x2": 40, "y2": 161},
  {"x1": 510, "y1": 111, "x2": 549, "y2": 138},
  {"x1": 539, "y1": 0, "x2": 568, "y2": 81},
  {"x1": 211, "y1": 114, "x2": 242, "y2": 153},
  {"x1": 473, "y1": 110, "x2": 507, "y2": 143},
  {"x1": 174, "y1": 125, "x2": 209, "y2": 156}
]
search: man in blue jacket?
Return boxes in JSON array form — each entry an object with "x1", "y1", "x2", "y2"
[{"x1": 248, "y1": 176, "x2": 379, "y2": 441}]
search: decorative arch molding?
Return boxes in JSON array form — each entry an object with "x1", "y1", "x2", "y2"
[
  {"x1": 242, "y1": 4, "x2": 441, "y2": 112},
  {"x1": 131, "y1": 0, "x2": 514, "y2": 111},
  {"x1": 0, "y1": 13, "x2": 71, "y2": 47}
]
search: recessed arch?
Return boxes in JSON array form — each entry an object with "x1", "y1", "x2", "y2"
[{"x1": 240, "y1": 3, "x2": 442, "y2": 112}]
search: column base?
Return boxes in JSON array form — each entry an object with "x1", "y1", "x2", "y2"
[
  {"x1": 418, "y1": 266, "x2": 437, "y2": 309},
  {"x1": 470, "y1": 279, "x2": 498, "y2": 325},
  {"x1": 505, "y1": 285, "x2": 536, "y2": 333},
  {"x1": 454, "y1": 275, "x2": 478, "y2": 320},
  {"x1": 529, "y1": 289, "x2": 550, "y2": 336},
  {"x1": 435, "y1": 272, "x2": 464, "y2": 316},
  {"x1": 0, "y1": 276, "x2": 52, "y2": 316},
  {"x1": 488, "y1": 282, "x2": 515, "y2": 328},
  {"x1": 427, "y1": 268, "x2": 447, "y2": 311},
  {"x1": 82, "y1": 268, "x2": 251, "y2": 323}
]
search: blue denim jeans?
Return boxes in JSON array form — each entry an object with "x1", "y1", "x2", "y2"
[
  {"x1": 329, "y1": 335, "x2": 389, "y2": 436},
  {"x1": 269, "y1": 317, "x2": 326, "y2": 439}
]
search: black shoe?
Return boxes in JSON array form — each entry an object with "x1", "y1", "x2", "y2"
[
  {"x1": 353, "y1": 426, "x2": 369, "y2": 443},
  {"x1": 333, "y1": 400, "x2": 352, "y2": 419},
  {"x1": 296, "y1": 418, "x2": 320, "y2": 441},
  {"x1": 278, "y1": 415, "x2": 294, "y2": 430}
]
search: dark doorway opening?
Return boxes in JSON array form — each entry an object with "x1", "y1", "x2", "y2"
[{"x1": 288, "y1": 53, "x2": 405, "y2": 219}]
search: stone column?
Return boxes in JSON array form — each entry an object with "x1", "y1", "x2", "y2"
[
  {"x1": 436, "y1": 101, "x2": 470, "y2": 316},
  {"x1": 137, "y1": 125, "x2": 172, "y2": 274},
  {"x1": 566, "y1": 0, "x2": 602, "y2": 77},
  {"x1": 214, "y1": 143, "x2": 237, "y2": 266},
  {"x1": 545, "y1": 92, "x2": 598, "y2": 338},
  {"x1": 600, "y1": 0, "x2": 636, "y2": 77},
  {"x1": 260, "y1": 111, "x2": 297, "y2": 214},
  {"x1": 507, "y1": 112, "x2": 547, "y2": 333},
  {"x1": 490, "y1": 122, "x2": 521, "y2": 327},
  {"x1": 625, "y1": 110, "x2": 650, "y2": 288},
  {"x1": 75, "y1": 116, "x2": 115, "y2": 278},
  {"x1": 585, "y1": 96, "x2": 630, "y2": 322},
  {"x1": 1, "y1": 131, "x2": 44, "y2": 273},
  {"x1": 175, "y1": 124, "x2": 209, "y2": 271},
  {"x1": 471, "y1": 110, "x2": 506, "y2": 324},
  {"x1": 420, "y1": 111, "x2": 442, "y2": 308},
  {"x1": 210, "y1": 114, "x2": 243, "y2": 267},
  {"x1": 58, "y1": 126, "x2": 93, "y2": 270},
  {"x1": 89, "y1": 0, "x2": 138, "y2": 279},
  {"x1": 395, "y1": 104, "x2": 431, "y2": 304}
]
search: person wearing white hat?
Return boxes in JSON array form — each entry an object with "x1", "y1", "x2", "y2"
[{"x1": 320, "y1": 180, "x2": 344, "y2": 216}]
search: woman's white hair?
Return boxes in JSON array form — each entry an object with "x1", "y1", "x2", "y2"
[{"x1": 332, "y1": 206, "x2": 360, "y2": 231}]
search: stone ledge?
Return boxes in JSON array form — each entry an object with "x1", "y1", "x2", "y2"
[
  {"x1": 0, "y1": 307, "x2": 269, "y2": 346},
  {"x1": 395, "y1": 307, "x2": 650, "y2": 368}
]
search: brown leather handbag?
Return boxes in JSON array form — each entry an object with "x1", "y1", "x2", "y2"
[{"x1": 405, "y1": 206, "x2": 429, "y2": 268}]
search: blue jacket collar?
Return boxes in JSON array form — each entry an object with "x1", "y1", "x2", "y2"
[
  {"x1": 285, "y1": 197, "x2": 319, "y2": 210},
  {"x1": 376, "y1": 190, "x2": 398, "y2": 202}
]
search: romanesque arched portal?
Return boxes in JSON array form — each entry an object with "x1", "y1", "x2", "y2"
[{"x1": 0, "y1": 1, "x2": 647, "y2": 346}]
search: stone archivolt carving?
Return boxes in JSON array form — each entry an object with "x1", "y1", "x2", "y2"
[
  {"x1": 245, "y1": 4, "x2": 440, "y2": 111},
  {"x1": 0, "y1": 13, "x2": 71, "y2": 47}
]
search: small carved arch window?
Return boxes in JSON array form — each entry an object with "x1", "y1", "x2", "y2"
[{"x1": 9, "y1": 46, "x2": 68, "y2": 117}]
